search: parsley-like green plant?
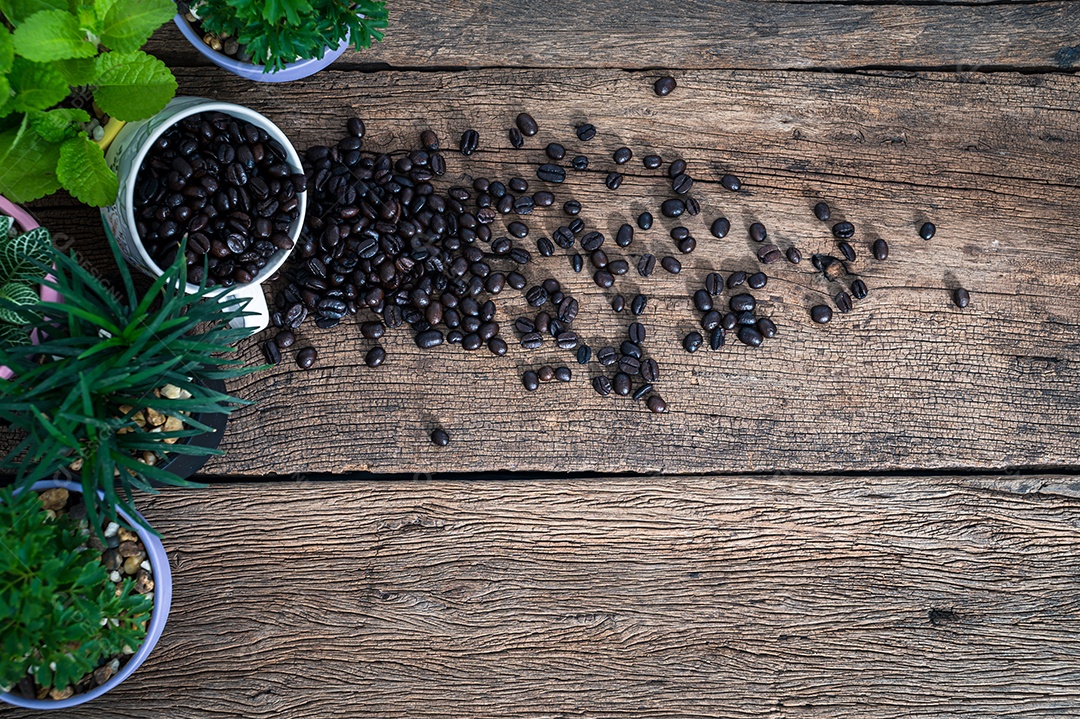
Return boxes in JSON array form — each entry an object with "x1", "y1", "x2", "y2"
[
  {"x1": 0, "y1": 484, "x2": 152, "y2": 697},
  {"x1": 0, "y1": 212, "x2": 51, "y2": 349},
  {"x1": 0, "y1": 0, "x2": 179, "y2": 206},
  {"x1": 0, "y1": 238, "x2": 264, "y2": 534},
  {"x1": 193, "y1": 0, "x2": 388, "y2": 74}
]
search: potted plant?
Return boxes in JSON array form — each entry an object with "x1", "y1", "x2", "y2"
[
  {"x1": 0, "y1": 236, "x2": 263, "y2": 533},
  {"x1": 0, "y1": 0, "x2": 178, "y2": 206},
  {"x1": 0, "y1": 479, "x2": 171, "y2": 708},
  {"x1": 0, "y1": 199, "x2": 56, "y2": 379},
  {"x1": 174, "y1": 0, "x2": 388, "y2": 82}
]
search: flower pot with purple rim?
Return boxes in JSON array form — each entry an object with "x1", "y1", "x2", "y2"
[
  {"x1": 0, "y1": 479, "x2": 173, "y2": 710},
  {"x1": 174, "y1": 14, "x2": 350, "y2": 82},
  {"x1": 0, "y1": 195, "x2": 62, "y2": 381}
]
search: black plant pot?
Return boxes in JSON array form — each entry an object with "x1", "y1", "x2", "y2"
[{"x1": 153, "y1": 377, "x2": 229, "y2": 483}]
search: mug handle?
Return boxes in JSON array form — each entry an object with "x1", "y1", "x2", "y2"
[{"x1": 219, "y1": 283, "x2": 269, "y2": 333}]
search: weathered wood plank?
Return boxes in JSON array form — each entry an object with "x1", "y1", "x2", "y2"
[
  {"x1": 6, "y1": 474, "x2": 1080, "y2": 718},
  {"x1": 29, "y1": 67, "x2": 1080, "y2": 476},
  {"x1": 147, "y1": 0, "x2": 1080, "y2": 71}
]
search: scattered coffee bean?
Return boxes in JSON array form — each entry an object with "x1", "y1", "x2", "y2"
[
  {"x1": 757, "y1": 317, "x2": 777, "y2": 339},
  {"x1": 460, "y1": 129, "x2": 479, "y2": 155},
  {"x1": 786, "y1": 247, "x2": 802, "y2": 264},
  {"x1": 850, "y1": 279, "x2": 868, "y2": 300},
  {"x1": 516, "y1": 113, "x2": 538, "y2": 137},
  {"x1": 654, "y1": 76, "x2": 677, "y2": 96},
  {"x1": 614, "y1": 147, "x2": 633, "y2": 164},
  {"x1": 571, "y1": 155, "x2": 589, "y2": 170},
  {"x1": 660, "y1": 198, "x2": 685, "y2": 217},
  {"x1": 508, "y1": 221, "x2": 529, "y2": 238},
  {"x1": 553, "y1": 366, "x2": 572, "y2": 382},
  {"x1": 571, "y1": 253, "x2": 584, "y2": 272},
  {"x1": 508, "y1": 127, "x2": 524, "y2": 149},
  {"x1": 710, "y1": 217, "x2": 730, "y2": 239},
  {"x1": 683, "y1": 331, "x2": 703, "y2": 353},
  {"x1": 430, "y1": 428, "x2": 450, "y2": 446},
  {"x1": 347, "y1": 117, "x2": 365, "y2": 137},
  {"x1": 612, "y1": 372, "x2": 632, "y2": 396},
  {"x1": 676, "y1": 236, "x2": 696, "y2": 254},
  {"x1": 576, "y1": 124, "x2": 596, "y2": 141},
  {"x1": 668, "y1": 159, "x2": 686, "y2": 178},
  {"x1": 628, "y1": 322, "x2": 646, "y2": 344},
  {"x1": 832, "y1": 221, "x2": 855, "y2": 240},
  {"x1": 709, "y1": 327, "x2": 725, "y2": 350},
  {"x1": 547, "y1": 143, "x2": 567, "y2": 160},
  {"x1": 275, "y1": 330, "x2": 295, "y2": 348},
  {"x1": 872, "y1": 238, "x2": 889, "y2": 261},
  {"x1": 671, "y1": 174, "x2": 693, "y2": 194},
  {"x1": 577, "y1": 345, "x2": 591, "y2": 364},
  {"x1": 637, "y1": 254, "x2": 656, "y2": 277},
  {"x1": 538, "y1": 365, "x2": 555, "y2": 382},
  {"x1": 705, "y1": 273, "x2": 723, "y2": 295},
  {"x1": 813, "y1": 201, "x2": 831, "y2": 221},
  {"x1": 616, "y1": 224, "x2": 634, "y2": 247},
  {"x1": 749, "y1": 222, "x2": 767, "y2": 242},
  {"x1": 953, "y1": 287, "x2": 970, "y2": 308},
  {"x1": 522, "y1": 370, "x2": 539, "y2": 391},
  {"x1": 834, "y1": 291, "x2": 853, "y2": 313},
  {"x1": 537, "y1": 236, "x2": 555, "y2": 257},
  {"x1": 415, "y1": 329, "x2": 444, "y2": 348},
  {"x1": 810, "y1": 305, "x2": 833, "y2": 324},
  {"x1": 757, "y1": 244, "x2": 783, "y2": 264},
  {"x1": 737, "y1": 325, "x2": 763, "y2": 347},
  {"x1": 537, "y1": 164, "x2": 566, "y2": 184},
  {"x1": 729, "y1": 293, "x2": 756, "y2": 312},
  {"x1": 597, "y1": 346, "x2": 618, "y2": 366},
  {"x1": 563, "y1": 199, "x2": 581, "y2": 215},
  {"x1": 638, "y1": 212, "x2": 654, "y2": 230},
  {"x1": 263, "y1": 339, "x2": 282, "y2": 365},
  {"x1": 646, "y1": 395, "x2": 667, "y2": 413},
  {"x1": 594, "y1": 269, "x2": 615, "y2": 288},
  {"x1": 360, "y1": 321, "x2": 385, "y2": 340},
  {"x1": 643, "y1": 154, "x2": 662, "y2": 169},
  {"x1": 721, "y1": 312, "x2": 737, "y2": 331},
  {"x1": 364, "y1": 345, "x2": 386, "y2": 367},
  {"x1": 838, "y1": 242, "x2": 856, "y2": 262},
  {"x1": 920, "y1": 222, "x2": 936, "y2": 240},
  {"x1": 581, "y1": 231, "x2": 605, "y2": 251},
  {"x1": 296, "y1": 347, "x2": 317, "y2": 369},
  {"x1": 721, "y1": 174, "x2": 741, "y2": 191},
  {"x1": 420, "y1": 129, "x2": 439, "y2": 150},
  {"x1": 605, "y1": 172, "x2": 623, "y2": 190},
  {"x1": 694, "y1": 289, "x2": 713, "y2": 312},
  {"x1": 592, "y1": 375, "x2": 612, "y2": 396},
  {"x1": 747, "y1": 272, "x2": 767, "y2": 290},
  {"x1": 488, "y1": 337, "x2": 508, "y2": 356},
  {"x1": 631, "y1": 294, "x2": 648, "y2": 315},
  {"x1": 661, "y1": 256, "x2": 681, "y2": 274}
]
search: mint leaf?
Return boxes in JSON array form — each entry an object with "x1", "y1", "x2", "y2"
[
  {"x1": 13, "y1": 9, "x2": 97, "y2": 62},
  {"x1": 0, "y1": 121, "x2": 62, "y2": 202},
  {"x1": 0, "y1": 281, "x2": 39, "y2": 323},
  {"x1": 57, "y1": 133, "x2": 118, "y2": 206},
  {"x1": 0, "y1": 0, "x2": 67, "y2": 26},
  {"x1": 55, "y1": 56, "x2": 98, "y2": 86},
  {"x1": 92, "y1": 51, "x2": 175, "y2": 121},
  {"x1": 8, "y1": 58, "x2": 69, "y2": 113},
  {"x1": 101, "y1": 0, "x2": 174, "y2": 53},
  {"x1": 28, "y1": 107, "x2": 90, "y2": 143},
  {"x1": 0, "y1": 26, "x2": 13, "y2": 74}
]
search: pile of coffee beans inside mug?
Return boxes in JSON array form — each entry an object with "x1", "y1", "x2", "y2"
[{"x1": 134, "y1": 112, "x2": 305, "y2": 286}]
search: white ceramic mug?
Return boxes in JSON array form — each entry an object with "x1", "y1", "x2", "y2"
[{"x1": 102, "y1": 97, "x2": 307, "y2": 334}]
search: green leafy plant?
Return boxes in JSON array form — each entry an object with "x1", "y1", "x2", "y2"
[
  {"x1": 194, "y1": 0, "x2": 388, "y2": 73},
  {"x1": 0, "y1": 484, "x2": 151, "y2": 697},
  {"x1": 0, "y1": 238, "x2": 263, "y2": 533},
  {"x1": 0, "y1": 213, "x2": 50, "y2": 349},
  {"x1": 0, "y1": 0, "x2": 178, "y2": 206}
]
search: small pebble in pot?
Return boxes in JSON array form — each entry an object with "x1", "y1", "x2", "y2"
[{"x1": 430, "y1": 428, "x2": 450, "y2": 446}]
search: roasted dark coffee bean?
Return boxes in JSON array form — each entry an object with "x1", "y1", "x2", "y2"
[
  {"x1": 556, "y1": 331, "x2": 578, "y2": 350},
  {"x1": 430, "y1": 428, "x2": 450, "y2": 446},
  {"x1": 430, "y1": 153, "x2": 446, "y2": 176},
  {"x1": 488, "y1": 336, "x2": 508, "y2": 356},
  {"x1": 737, "y1": 325, "x2": 763, "y2": 347},
  {"x1": 683, "y1": 332, "x2": 703, "y2": 353},
  {"x1": 592, "y1": 375, "x2": 612, "y2": 397},
  {"x1": 537, "y1": 163, "x2": 566, "y2": 183},
  {"x1": 577, "y1": 345, "x2": 591, "y2": 364},
  {"x1": 597, "y1": 346, "x2": 618, "y2": 366},
  {"x1": 661, "y1": 256, "x2": 681, "y2": 274},
  {"x1": 747, "y1": 272, "x2": 767, "y2": 290},
  {"x1": 631, "y1": 294, "x2": 648, "y2": 315},
  {"x1": 676, "y1": 236, "x2": 695, "y2": 254},
  {"x1": 553, "y1": 226, "x2": 574, "y2": 248},
  {"x1": 706, "y1": 217, "x2": 729, "y2": 239},
  {"x1": 569, "y1": 219, "x2": 585, "y2": 235},
  {"x1": 637, "y1": 358, "x2": 657, "y2": 384},
  {"x1": 757, "y1": 244, "x2": 783, "y2": 264},
  {"x1": 576, "y1": 124, "x2": 596, "y2": 141},
  {"x1": 347, "y1": 117, "x2": 366, "y2": 138},
  {"x1": 508, "y1": 221, "x2": 529, "y2": 238},
  {"x1": 813, "y1": 201, "x2": 831, "y2": 221},
  {"x1": 920, "y1": 222, "x2": 936, "y2": 240},
  {"x1": 644, "y1": 395, "x2": 667, "y2": 413},
  {"x1": 660, "y1": 198, "x2": 684, "y2": 217},
  {"x1": 953, "y1": 287, "x2": 970, "y2": 308},
  {"x1": 516, "y1": 113, "x2": 538, "y2": 137},
  {"x1": 522, "y1": 370, "x2": 539, "y2": 391},
  {"x1": 563, "y1": 199, "x2": 581, "y2": 215},
  {"x1": 736, "y1": 311, "x2": 757, "y2": 327},
  {"x1": 571, "y1": 155, "x2": 589, "y2": 170},
  {"x1": 508, "y1": 127, "x2": 524, "y2": 149},
  {"x1": 721, "y1": 312, "x2": 737, "y2": 331},
  {"x1": 643, "y1": 154, "x2": 662, "y2": 169},
  {"x1": 509, "y1": 177, "x2": 529, "y2": 193},
  {"x1": 536, "y1": 236, "x2": 555, "y2": 257},
  {"x1": 612, "y1": 372, "x2": 632, "y2": 396},
  {"x1": 571, "y1": 253, "x2": 584, "y2": 272},
  {"x1": 838, "y1": 242, "x2": 856, "y2": 262},
  {"x1": 558, "y1": 297, "x2": 579, "y2": 323},
  {"x1": 513, "y1": 195, "x2": 535, "y2": 215},
  {"x1": 611, "y1": 295, "x2": 625, "y2": 313},
  {"x1": 534, "y1": 311, "x2": 551, "y2": 334},
  {"x1": 637, "y1": 254, "x2": 656, "y2": 277},
  {"x1": 605, "y1": 172, "x2": 623, "y2": 190},
  {"x1": 668, "y1": 159, "x2": 687, "y2": 178},
  {"x1": 851, "y1": 279, "x2": 868, "y2": 300},
  {"x1": 262, "y1": 339, "x2": 282, "y2": 365},
  {"x1": 618, "y1": 356, "x2": 640, "y2": 376},
  {"x1": 629, "y1": 321, "x2": 646, "y2": 344},
  {"x1": 872, "y1": 238, "x2": 889, "y2": 261},
  {"x1": 275, "y1": 330, "x2": 295, "y2": 349},
  {"x1": 671, "y1": 173, "x2": 693, "y2": 195},
  {"x1": 730, "y1": 293, "x2": 756, "y2": 312},
  {"x1": 515, "y1": 317, "x2": 536, "y2": 334},
  {"x1": 360, "y1": 321, "x2": 385, "y2": 339},
  {"x1": 811, "y1": 305, "x2": 833, "y2": 324},
  {"x1": 633, "y1": 213, "x2": 653, "y2": 232},
  {"x1": 621, "y1": 341, "x2": 642, "y2": 360},
  {"x1": 654, "y1": 76, "x2": 677, "y2": 96},
  {"x1": 365, "y1": 346, "x2": 386, "y2": 367},
  {"x1": 749, "y1": 222, "x2": 767, "y2": 243},
  {"x1": 694, "y1": 288, "x2": 713, "y2": 312},
  {"x1": 552, "y1": 366, "x2": 571, "y2": 383},
  {"x1": 594, "y1": 269, "x2": 615, "y2": 288},
  {"x1": 608, "y1": 259, "x2": 629, "y2": 275},
  {"x1": 520, "y1": 332, "x2": 543, "y2": 349},
  {"x1": 592, "y1": 249, "x2": 610, "y2": 269},
  {"x1": 786, "y1": 247, "x2": 802, "y2": 264},
  {"x1": 526, "y1": 285, "x2": 548, "y2": 306},
  {"x1": 296, "y1": 347, "x2": 317, "y2": 369},
  {"x1": 581, "y1": 231, "x2": 605, "y2": 251},
  {"x1": 459, "y1": 129, "x2": 479, "y2": 155},
  {"x1": 705, "y1": 327, "x2": 723, "y2": 350},
  {"x1": 507, "y1": 271, "x2": 527, "y2": 289},
  {"x1": 613, "y1": 147, "x2": 633, "y2": 165},
  {"x1": 533, "y1": 191, "x2": 554, "y2": 207},
  {"x1": 538, "y1": 365, "x2": 555, "y2": 382},
  {"x1": 832, "y1": 221, "x2": 855, "y2": 240},
  {"x1": 421, "y1": 129, "x2": 439, "y2": 150},
  {"x1": 670, "y1": 226, "x2": 689, "y2": 241},
  {"x1": 721, "y1": 174, "x2": 741, "y2": 191},
  {"x1": 415, "y1": 329, "x2": 444, "y2": 348},
  {"x1": 616, "y1": 224, "x2": 634, "y2": 247},
  {"x1": 757, "y1": 317, "x2": 777, "y2": 339},
  {"x1": 545, "y1": 143, "x2": 566, "y2": 161}
]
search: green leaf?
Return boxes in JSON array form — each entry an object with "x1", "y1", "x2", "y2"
[
  {"x1": 28, "y1": 107, "x2": 90, "y2": 143},
  {"x1": 0, "y1": 320, "x2": 29, "y2": 347},
  {"x1": 54, "y1": 56, "x2": 98, "y2": 86},
  {"x1": 8, "y1": 58, "x2": 69, "y2": 113},
  {"x1": 0, "y1": 0, "x2": 67, "y2": 26},
  {"x1": 0, "y1": 215, "x2": 11, "y2": 236},
  {"x1": 92, "y1": 51, "x2": 176, "y2": 121},
  {"x1": 100, "y1": 0, "x2": 174, "y2": 53},
  {"x1": 0, "y1": 225, "x2": 51, "y2": 283},
  {"x1": 0, "y1": 281, "x2": 38, "y2": 323},
  {"x1": 12, "y1": 9, "x2": 98, "y2": 62},
  {"x1": 56, "y1": 133, "x2": 118, "y2": 206},
  {"x1": 0, "y1": 26, "x2": 14, "y2": 75},
  {"x1": 0, "y1": 120, "x2": 62, "y2": 202}
]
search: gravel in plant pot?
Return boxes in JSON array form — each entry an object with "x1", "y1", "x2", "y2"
[
  {"x1": 175, "y1": 0, "x2": 387, "y2": 81},
  {"x1": 0, "y1": 0, "x2": 178, "y2": 205},
  {"x1": 0, "y1": 236, "x2": 264, "y2": 533},
  {"x1": 0, "y1": 480, "x2": 171, "y2": 708}
]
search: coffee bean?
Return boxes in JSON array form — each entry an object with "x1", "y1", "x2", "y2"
[
  {"x1": 360, "y1": 321, "x2": 385, "y2": 339},
  {"x1": 488, "y1": 337, "x2": 508, "y2": 356},
  {"x1": 618, "y1": 356, "x2": 640, "y2": 375},
  {"x1": 576, "y1": 124, "x2": 596, "y2": 141},
  {"x1": 683, "y1": 331, "x2": 703, "y2": 353},
  {"x1": 953, "y1": 287, "x2": 970, "y2": 308},
  {"x1": 508, "y1": 221, "x2": 529, "y2": 238},
  {"x1": 748, "y1": 272, "x2": 767, "y2": 290},
  {"x1": 871, "y1": 238, "x2": 889, "y2": 261},
  {"x1": 296, "y1": 347, "x2": 317, "y2": 369},
  {"x1": 592, "y1": 375, "x2": 612, "y2": 396},
  {"x1": 262, "y1": 339, "x2": 282, "y2": 365},
  {"x1": 616, "y1": 224, "x2": 634, "y2": 247},
  {"x1": 661, "y1": 256, "x2": 681, "y2": 274},
  {"x1": 509, "y1": 177, "x2": 528, "y2": 194},
  {"x1": 810, "y1": 305, "x2": 833, "y2": 324},
  {"x1": 757, "y1": 244, "x2": 783, "y2": 264},
  {"x1": 522, "y1": 370, "x2": 539, "y2": 391},
  {"x1": 537, "y1": 365, "x2": 555, "y2": 382},
  {"x1": 274, "y1": 330, "x2": 295, "y2": 349},
  {"x1": 638, "y1": 358, "x2": 658, "y2": 383},
  {"x1": 430, "y1": 153, "x2": 446, "y2": 175},
  {"x1": 631, "y1": 294, "x2": 648, "y2": 315},
  {"x1": 730, "y1": 294, "x2": 756, "y2": 312},
  {"x1": 757, "y1": 317, "x2": 777, "y2": 339},
  {"x1": 592, "y1": 249, "x2": 609, "y2": 269},
  {"x1": 786, "y1": 247, "x2": 802, "y2": 264},
  {"x1": 429, "y1": 428, "x2": 450, "y2": 446},
  {"x1": 721, "y1": 312, "x2": 737, "y2": 331},
  {"x1": 593, "y1": 270, "x2": 615, "y2": 288},
  {"x1": 597, "y1": 346, "x2": 618, "y2": 366},
  {"x1": 571, "y1": 253, "x2": 584, "y2": 273},
  {"x1": 749, "y1": 222, "x2": 767, "y2": 243},
  {"x1": 508, "y1": 127, "x2": 524, "y2": 149},
  {"x1": 851, "y1": 279, "x2": 868, "y2": 300},
  {"x1": 516, "y1": 113, "x2": 538, "y2": 136},
  {"x1": 660, "y1": 198, "x2": 685, "y2": 217},
  {"x1": 535, "y1": 190, "x2": 556, "y2": 206},
  {"x1": 514, "y1": 195, "x2": 535, "y2": 215},
  {"x1": 421, "y1": 129, "x2": 439, "y2": 150},
  {"x1": 654, "y1": 76, "x2": 677, "y2": 96},
  {"x1": 581, "y1": 232, "x2": 605, "y2": 252},
  {"x1": 563, "y1": 199, "x2": 581, "y2": 215},
  {"x1": 643, "y1": 155, "x2": 662, "y2": 169},
  {"x1": 416, "y1": 329, "x2": 444, "y2": 348},
  {"x1": 536, "y1": 236, "x2": 555, "y2": 257},
  {"x1": 710, "y1": 217, "x2": 730, "y2": 239},
  {"x1": 637, "y1": 254, "x2": 656, "y2": 277},
  {"x1": 571, "y1": 155, "x2": 589, "y2": 170},
  {"x1": 553, "y1": 226, "x2": 574, "y2": 249},
  {"x1": 920, "y1": 222, "x2": 936, "y2": 240},
  {"x1": 459, "y1": 129, "x2": 479, "y2": 156},
  {"x1": 707, "y1": 327, "x2": 724, "y2": 350},
  {"x1": 693, "y1": 288, "x2": 713, "y2": 312},
  {"x1": 613, "y1": 147, "x2": 633, "y2": 165},
  {"x1": 507, "y1": 272, "x2": 527, "y2": 290},
  {"x1": 526, "y1": 285, "x2": 548, "y2": 306},
  {"x1": 577, "y1": 345, "x2": 591, "y2": 364},
  {"x1": 737, "y1": 325, "x2": 763, "y2": 347},
  {"x1": 839, "y1": 242, "x2": 856, "y2": 262},
  {"x1": 611, "y1": 372, "x2": 631, "y2": 396},
  {"x1": 537, "y1": 164, "x2": 566, "y2": 183},
  {"x1": 721, "y1": 174, "x2": 741, "y2": 191},
  {"x1": 620, "y1": 341, "x2": 642, "y2": 360},
  {"x1": 550, "y1": 366, "x2": 570, "y2": 383},
  {"x1": 545, "y1": 143, "x2": 566, "y2": 161},
  {"x1": 637, "y1": 212, "x2": 653, "y2": 230},
  {"x1": 608, "y1": 259, "x2": 629, "y2": 275},
  {"x1": 811, "y1": 201, "x2": 830, "y2": 221},
  {"x1": 521, "y1": 332, "x2": 543, "y2": 350},
  {"x1": 605, "y1": 172, "x2": 623, "y2": 190},
  {"x1": 558, "y1": 297, "x2": 579, "y2": 323},
  {"x1": 671, "y1": 174, "x2": 693, "y2": 194},
  {"x1": 832, "y1": 221, "x2": 855, "y2": 240},
  {"x1": 569, "y1": 219, "x2": 585, "y2": 235},
  {"x1": 611, "y1": 295, "x2": 625, "y2": 313}
]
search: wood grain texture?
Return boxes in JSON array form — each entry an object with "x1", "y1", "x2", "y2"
[
  {"x1": 4, "y1": 474, "x2": 1080, "y2": 718},
  {"x1": 29, "y1": 67, "x2": 1080, "y2": 476},
  {"x1": 146, "y1": 0, "x2": 1080, "y2": 71}
]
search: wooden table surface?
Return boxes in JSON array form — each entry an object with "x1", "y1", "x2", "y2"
[{"x1": 10, "y1": 1, "x2": 1080, "y2": 716}]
